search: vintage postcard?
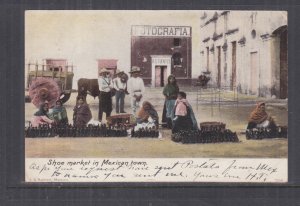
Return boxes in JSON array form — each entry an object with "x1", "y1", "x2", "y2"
[{"x1": 25, "y1": 10, "x2": 288, "y2": 183}]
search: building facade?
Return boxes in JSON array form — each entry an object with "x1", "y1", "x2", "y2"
[
  {"x1": 131, "y1": 25, "x2": 192, "y2": 87},
  {"x1": 199, "y1": 11, "x2": 287, "y2": 99},
  {"x1": 97, "y1": 59, "x2": 118, "y2": 76}
]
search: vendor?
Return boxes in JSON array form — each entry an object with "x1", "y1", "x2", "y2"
[
  {"x1": 73, "y1": 96, "x2": 92, "y2": 127},
  {"x1": 49, "y1": 99, "x2": 68, "y2": 126},
  {"x1": 162, "y1": 74, "x2": 179, "y2": 129},
  {"x1": 31, "y1": 101, "x2": 54, "y2": 127},
  {"x1": 127, "y1": 66, "x2": 145, "y2": 116},
  {"x1": 98, "y1": 68, "x2": 113, "y2": 122},
  {"x1": 247, "y1": 102, "x2": 277, "y2": 130},
  {"x1": 171, "y1": 91, "x2": 198, "y2": 134},
  {"x1": 136, "y1": 101, "x2": 159, "y2": 126}
]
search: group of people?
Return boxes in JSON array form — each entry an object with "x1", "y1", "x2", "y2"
[
  {"x1": 30, "y1": 97, "x2": 92, "y2": 128},
  {"x1": 97, "y1": 66, "x2": 145, "y2": 122},
  {"x1": 30, "y1": 66, "x2": 277, "y2": 134}
]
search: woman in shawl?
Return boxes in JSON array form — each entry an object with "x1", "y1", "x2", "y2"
[
  {"x1": 162, "y1": 75, "x2": 179, "y2": 128},
  {"x1": 247, "y1": 102, "x2": 277, "y2": 130},
  {"x1": 136, "y1": 101, "x2": 159, "y2": 127},
  {"x1": 171, "y1": 91, "x2": 198, "y2": 134},
  {"x1": 31, "y1": 102, "x2": 54, "y2": 127},
  {"x1": 49, "y1": 99, "x2": 68, "y2": 126},
  {"x1": 73, "y1": 96, "x2": 92, "y2": 127}
]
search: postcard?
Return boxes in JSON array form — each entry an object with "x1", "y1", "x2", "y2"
[{"x1": 25, "y1": 10, "x2": 288, "y2": 183}]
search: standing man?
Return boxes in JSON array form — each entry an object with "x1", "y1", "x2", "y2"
[
  {"x1": 127, "y1": 66, "x2": 145, "y2": 116},
  {"x1": 98, "y1": 68, "x2": 113, "y2": 122},
  {"x1": 113, "y1": 69, "x2": 127, "y2": 113}
]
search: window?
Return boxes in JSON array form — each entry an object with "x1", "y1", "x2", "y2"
[
  {"x1": 173, "y1": 38, "x2": 181, "y2": 47},
  {"x1": 172, "y1": 52, "x2": 182, "y2": 66}
]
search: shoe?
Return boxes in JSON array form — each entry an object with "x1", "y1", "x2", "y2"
[{"x1": 120, "y1": 111, "x2": 126, "y2": 113}]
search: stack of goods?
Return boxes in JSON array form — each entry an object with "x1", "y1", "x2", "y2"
[
  {"x1": 246, "y1": 126, "x2": 288, "y2": 140},
  {"x1": 25, "y1": 124, "x2": 128, "y2": 138},
  {"x1": 171, "y1": 122, "x2": 239, "y2": 144},
  {"x1": 25, "y1": 124, "x2": 56, "y2": 138},
  {"x1": 106, "y1": 114, "x2": 134, "y2": 127},
  {"x1": 131, "y1": 126, "x2": 159, "y2": 138}
]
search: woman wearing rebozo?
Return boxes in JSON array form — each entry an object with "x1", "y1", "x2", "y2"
[
  {"x1": 247, "y1": 102, "x2": 277, "y2": 131},
  {"x1": 136, "y1": 101, "x2": 159, "y2": 127},
  {"x1": 162, "y1": 74, "x2": 179, "y2": 128},
  {"x1": 73, "y1": 96, "x2": 92, "y2": 127},
  {"x1": 31, "y1": 101, "x2": 54, "y2": 127},
  {"x1": 49, "y1": 99, "x2": 68, "y2": 126}
]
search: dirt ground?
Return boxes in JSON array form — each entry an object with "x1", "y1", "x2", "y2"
[{"x1": 25, "y1": 87, "x2": 288, "y2": 158}]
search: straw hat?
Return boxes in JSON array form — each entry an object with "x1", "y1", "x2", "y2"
[
  {"x1": 115, "y1": 69, "x2": 124, "y2": 75},
  {"x1": 129, "y1": 66, "x2": 141, "y2": 73},
  {"x1": 99, "y1": 68, "x2": 109, "y2": 74}
]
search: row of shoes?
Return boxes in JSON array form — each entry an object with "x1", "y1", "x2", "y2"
[
  {"x1": 246, "y1": 126, "x2": 288, "y2": 140},
  {"x1": 171, "y1": 129, "x2": 239, "y2": 144}
]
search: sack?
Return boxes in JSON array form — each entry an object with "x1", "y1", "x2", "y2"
[{"x1": 111, "y1": 88, "x2": 116, "y2": 97}]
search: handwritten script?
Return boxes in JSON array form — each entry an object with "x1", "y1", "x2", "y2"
[{"x1": 25, "y1": 158, "x2": 287, "y2": 183}]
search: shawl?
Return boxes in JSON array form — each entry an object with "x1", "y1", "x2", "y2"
[
  {"x1": 73, "y1": 103, "x2": 92, "y2": 125},
  {"x1": 52, "y1": 106, "x2": 68, "y2": 120},
  {"x1": 137, "y1": 101, "x2": 159, "y2": 122},
  {"x1": 163, "y1": 75, "x2": 179, "y2": 98},
  {"x1": 171, "y1": 99, "x2": 198, "y2": 130},
  {"x1": 34, "y1": 103, "x2": 49, "y2": 116},
  {"x1": 248, "y1": 102, "x2": 268, "y2": 124}
]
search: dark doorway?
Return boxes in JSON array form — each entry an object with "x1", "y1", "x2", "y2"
[
  {"x1": 273, "y1": 25, "x2": 288, "y2": 99},
  {"x1": 231, "y1": 41, "x2": 237, "y2": 90},
  {"x1": 155, "y1": 66, "x2": 167, "y2": 87},
  {"x1": 279, "y1": 28, "x2": 288, "y2": 99}
]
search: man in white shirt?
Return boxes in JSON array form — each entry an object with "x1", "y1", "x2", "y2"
[
  {"x1": 127, "y1": 66, "x2": 145, "y2": 116},
  {"x1": 98, "y1": 68, "x2": 113, "y2": 122},
  {"x1": 113, "y1": 69, "x2": 127, "y2": 113}
]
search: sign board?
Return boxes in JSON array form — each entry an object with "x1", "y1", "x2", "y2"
[{"x1": 132, "y1": 25, "x2": 191, "y2": 37}]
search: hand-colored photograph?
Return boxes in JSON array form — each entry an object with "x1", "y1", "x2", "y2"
[{"x1": 24, "y1": 10, "x2": 288, "y2": 182}]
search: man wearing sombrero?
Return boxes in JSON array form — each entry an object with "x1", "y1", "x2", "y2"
[
  {"x1": 98, "y1": 68, "x2": 113, "y2": 122},
  {"x1": 113, "y1": 69, "x2": 127, "y2": 113},
  {"x1": 127, "y1": 66, "x2": 145, "y2": 116}
]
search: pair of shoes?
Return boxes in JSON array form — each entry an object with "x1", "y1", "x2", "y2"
[{"x1": 120, "y1": 111, "x2": 127, "y2": 113}]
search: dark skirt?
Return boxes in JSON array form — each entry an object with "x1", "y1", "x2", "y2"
[
  {"x1": 172, "y1": 115, "x2": 193, "y2": 134},
  {"x1": 99, "y1": 91, "x2": 112, "y2": 113}
]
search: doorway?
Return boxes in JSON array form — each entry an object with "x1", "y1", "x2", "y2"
[
  {"x1": 279, "y1": 28, "x2": 287, "y2": 99},
  {"x1": 250, "y1": 51, "x2": 258, "y2": 95},
  {"x1": 155, "y1": 66, "x2": 167, "y2": 87}
]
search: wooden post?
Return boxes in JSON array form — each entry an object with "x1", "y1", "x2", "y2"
[
  {"x1": 42, "y1": 63, "x2": 44, "y2": 77},
  {"x1": 27, "y1": 63, "x2": 30, "y2": 88},
  {"x1": 35, "y1": 61, "x2": 38, "y2": 79}
]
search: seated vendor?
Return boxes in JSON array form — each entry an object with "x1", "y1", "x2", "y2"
[
  {"x1": 49, "y1": 99, "x2": 68, "y2": 126},
  {"x1": 73, "y1": 96, "x2": 92, "y2": 127},
  {"x1": 247, "y1": 102, "x2": 277, "y2": 130},
  {"x1": 31, "y1": 101, "x2": 54, "y2": 127},
  {"x1": 136, "y1": 101, "x2": 159, "y2": 126},
  {"x1": 171, "y1": 91, "x2": 198, "y2": 134}
]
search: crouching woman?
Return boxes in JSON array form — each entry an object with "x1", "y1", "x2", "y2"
[
  {"x1": 171, "y1": 91, "x2": 198, "y2": 134},
  {"x1": 31, "y1": 102, "x2": 54, "y2": 127},
  {"x1": 247, "y1": 102, "x2": 277, "y2": 131},
  {"x1": 73, "y1": 96, "x2": 92, "y2": 127},
  {"x1": 136, "y1": 101, "x2": 159, "y2": 127}
]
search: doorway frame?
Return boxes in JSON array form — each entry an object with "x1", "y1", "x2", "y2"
[{"x1": 150, "y1": 55, "x2": 172, "y2": 87}]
